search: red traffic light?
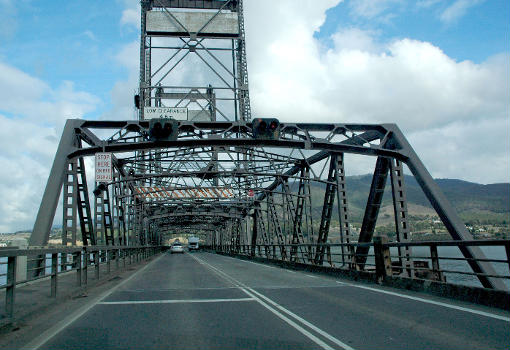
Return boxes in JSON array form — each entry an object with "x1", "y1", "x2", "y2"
[{"x1": 252, "y1": 118, "x2": 280, "y2": 139}]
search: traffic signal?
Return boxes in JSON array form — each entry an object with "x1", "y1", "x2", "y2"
[
  {"x1": 134, "y1": 94, "x2": 140, "y2": 109},
  {"x1": 252, "y1": 118, "x2": 280, "y2": 139},
  {"x1": 149, "y1": 118, "x2": 178, "y2": 141}
]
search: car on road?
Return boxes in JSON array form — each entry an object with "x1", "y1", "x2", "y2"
[
  {"x1": 170, "y1": 242, "x2": 184, "y2": 254},
  {"x1": 188, "y1": 237, "x2": 200, "y2": 251}
]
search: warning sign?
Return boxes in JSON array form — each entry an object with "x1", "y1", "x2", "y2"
[
  {"x1": 95, "y1": 153, "x2": 112, "y2": 182},
  {"x1": 144, "y1": 107, "x2": 188, "y2": 121}
]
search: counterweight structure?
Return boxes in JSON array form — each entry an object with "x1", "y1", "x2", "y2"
[{"x1": 29, "y1": 0, "x2": 506, "y2": 291}]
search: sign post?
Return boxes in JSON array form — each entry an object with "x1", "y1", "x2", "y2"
[{"x1": 95, "y1": 153, "x2": 112, "y2": 183}]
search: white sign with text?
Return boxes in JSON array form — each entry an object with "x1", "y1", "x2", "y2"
[
  {"x1": 95, "y1": 152, "x2": 112, "y2": 182},
  {"x1": 144, "y1": 107, "x2": 188, "y2": 120}
]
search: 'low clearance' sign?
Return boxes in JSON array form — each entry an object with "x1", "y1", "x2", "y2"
[{"x1": 144, "y1": 107, "x2": 188, "y2": 120}]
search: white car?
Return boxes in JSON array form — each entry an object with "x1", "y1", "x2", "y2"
[{"x1": 170, "y1": 243, "x2": 184, "y2": 254}]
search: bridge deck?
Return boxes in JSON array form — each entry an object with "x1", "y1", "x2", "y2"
[{"x1": 23, "y1": 252, "x2": 510, "y2": 350}]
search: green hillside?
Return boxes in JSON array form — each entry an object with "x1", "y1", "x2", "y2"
[{"x1": 306, "y1": 175, "x2": 510, "y2": 226}]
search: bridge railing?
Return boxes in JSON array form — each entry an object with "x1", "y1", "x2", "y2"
[
  {"x1": 210, "y1": 238, "x2": 510, "y2": 289},
  {"x1": 0, "y1": 245, "x2": 163, "y2": 321}
]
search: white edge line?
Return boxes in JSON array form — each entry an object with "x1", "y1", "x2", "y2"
[
  {"x1": 336, "y1": 281, "x2": 510, "y2": 322},
  {"x1": 191, "y1": 254, "x2": 355, "y2": 350},
  {"x1": 218, "y1": 254, "x2": 277, "y2": 269},
  {"x1": 209, "y1": 253, "x2": 509, "y2": 323},
  {"x1": 98, "y1": 298, "x2": 255, "y2": 305},
  {"x1": 24, "y1": 253, "x2": 166, "y2": 350}
]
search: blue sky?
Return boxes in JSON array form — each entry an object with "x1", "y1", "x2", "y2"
[
  {"x1": 1, "y1": 0, "x2": 508, "y2": 120},
  {"x1": 0, "y1": 0, "x2": 139, "y2": 119},
  {"x1": 0, "y1": 0, "x2": 508, "y2": 232},
  {"x1": 315, "y1": 0, "x2": 509, "y2": 63}
]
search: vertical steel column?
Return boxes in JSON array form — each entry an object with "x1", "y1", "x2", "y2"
[
  {"x1": 138, "y1": 0, "x2": 150, "y2": 120},
  {"x1": 51, "y1": 253, "x2": 58, "y2": 297},
  {"x1": 355, "y1": 157, "x2": 390, "y2": 270},
  {"x1": 5, "y1": 256, "x2": 17, "y2": 319},
  {"x1": 76, "y1": 157, "x2": 95, "y2": 246},
  {"x1": 251, "y1": 202, "x2": 259, "y2": 257},
  {"x1": 315, "y1": 156, "x2": 337, "y2": 265},
  {"x1": 236, "y1": 0, "x2": 252, "y2": 121},
  {"x1": 103, "y1": 188, "x2": 114, "y2": 245},
  {"x1": 75, "y1": 251, "x2": 82, "y2": 287},
  {"x1": 389, "y1": 159, "x2": 413, "y2": 277},
  {"x1": 374, "y1": 235, "x2": 392, "y2": 283},
  {"x1": 334, "y1": 153, "x2": 352, "y2": 267},
  {"x1": 268, "y1": 193, "x2": 286, "y2": 260},
  {"x1": 94, "y1": 188, "x2": 105, "y2": 245},
  {"x1": 62, "y1": 160, "x2": 78, "y2": 246},
  {"x1": 302, "y1": 167, "x2": 315, "y2": 263},
  {"x1": 94, "y1": 251, "x2": 100, "y2": 280},
  {"x1": 83, "y1": 249, "x2": 88, "y2": 285},
  {"x1": 430, "y1": 245, "x2": 445, "y2": 282}
]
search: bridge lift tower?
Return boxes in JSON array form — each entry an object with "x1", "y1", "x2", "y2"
[{"x1": 28, "y1": 0, "x2": 506, "y2": 291}]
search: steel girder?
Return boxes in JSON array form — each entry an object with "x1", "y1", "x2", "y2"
[{"x1": 28, "y1": 119, "x2": 507, "y2": 290}]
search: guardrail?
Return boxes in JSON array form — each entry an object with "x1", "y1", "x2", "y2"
[
  {"x1": 209, "y1": 237, "x2": 510, "y2": 289},
  {"x1": 0, "y1": 245, "x2": 164, "y2": 320}
]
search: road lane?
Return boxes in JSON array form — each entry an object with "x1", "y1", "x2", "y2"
[
  {"x1": 32, "y1": 251, "x2": 510, "y2": 350},
  {"x1": 196, "y1": 252, "x2": 510, "y2": 350},
  {"x1": 37, "y1": 252, "x2": 333, "y2": 350}
]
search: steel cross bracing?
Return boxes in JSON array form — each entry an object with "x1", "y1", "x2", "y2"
[
  {"x1": 29, "y1": 119, "x2": 508, "y2": 291},
  {"x1": 26, "y1": 0, "x2": 507, "y2": 292},
  {"x1": 138, "y1": 0, "x2": 250, "y2": 122}
]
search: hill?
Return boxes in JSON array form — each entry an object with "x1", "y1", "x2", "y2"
[{"x1": 306, "y1": 175, "x2": 509, "y2": 226}]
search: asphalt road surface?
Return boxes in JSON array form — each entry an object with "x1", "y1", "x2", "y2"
[{"x1": 32, "y1": 252, "x2": 509, "y2": 350}]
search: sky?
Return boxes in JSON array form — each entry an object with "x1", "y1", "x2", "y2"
[{"x1": 0, "y1": 0, "x2": 508, "y2": 232}]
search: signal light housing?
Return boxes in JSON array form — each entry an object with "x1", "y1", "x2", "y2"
[
  {"x1": 252, "y1": 118, "x2": 280, "y2": 139},
  {"x1": 149, "y1": 118, "x2": 178, "y2": 141},
  {"x1": 134, "y1": 94, "x2": 140, "y2": 109}
]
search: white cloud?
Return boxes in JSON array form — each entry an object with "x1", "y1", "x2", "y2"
[
  {"x1": 416, "y1": 0, "x2": 444, "y2": 8},
  {"x1": 409, "y1": 117, "x2": 510, "y2": 183},
  {"x1": 244, "y1": 0, "x2": 508, "y2": 183},
  {"x1": 0, "y1": 61, "x2": 100, "y2": 232},
  {"x1": 83, "y1": 30, "x2": 97, "y2": 41},
  {"x1": 101, "y1": 41, "x2": 139, "y2": 121},
  {"x1": 0, "y1": 62, "x2": 100, "y2": 123},
  {"x1": 348, "y1": 0, "x2": 402, "y2": 19},
  {"x1": 439, "y1": 0, "x2": 484, "y2": 24},
  {"x1": 120, "y1": 0, "x2": 140, "y2": 28},
  {"x1": 332, "y1": 28, "x2": 381, "y2": 53}
]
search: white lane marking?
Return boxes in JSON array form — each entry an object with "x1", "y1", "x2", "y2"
[
  {"x1": 99, "y1": 298, "x2": 255, "y2": 305},
  {"x1": 191, "y1": 254, "x2": 355, "y2": 350},
  {"x1": 239, "y1": 287, "x2": 335, "y2": 350},
  {"x1": 121, "y1": 286, "x2": 241, "y2": 292},
  {"x1": 24, "y1": 254, "x2": 166, "y2": 350},
  {"x1": 247, "y1": 287, "x2": 356, "y2": 350},
  {"x1": 336, "y1": 281, "x2": 510, "y2": 322},
  {"x1": 306, "y1": 274, "x2": 318, "y2": 278}
]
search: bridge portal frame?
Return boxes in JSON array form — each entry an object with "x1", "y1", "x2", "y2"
[{"x1": 28, "y1": 119, "x2": 507, "y2": 291}]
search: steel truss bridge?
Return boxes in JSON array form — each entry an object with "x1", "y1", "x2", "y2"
[
  {"x1": 26, "y1": 0, "x2": 506, "y2": 294},
  {"x1": 0, "y1": 1, "x2": 506, "y2": 348}
]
